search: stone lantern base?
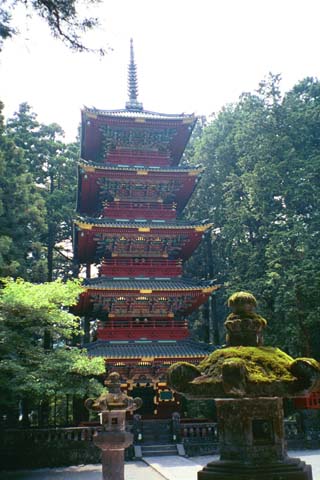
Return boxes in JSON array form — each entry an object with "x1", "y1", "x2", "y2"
[
  {"x1": 198, "y1": 458, "x2": 312, "y2": 479},
  {"x1": 198, "y1": 397, "x2": 312, "y2": 480}
]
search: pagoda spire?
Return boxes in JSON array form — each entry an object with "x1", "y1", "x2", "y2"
[{"x1": 125, "y1": 38, "x2": 143, "y2": 111}]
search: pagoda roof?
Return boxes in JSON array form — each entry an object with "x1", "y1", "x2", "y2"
[
  {"x1": 85, "y1": 338, "x2": 214, "y2": 359},
  {"x1": 81, "y1": 108, "x2": 197, "y2": 165},
  {"x1": 83, "y1": 276, "x2": 217, "y2": 292},
  {"x1": 83, "y1": 107, "x2": 196, "y2": 122},
  {"x1": 75, "y1": 217, "x2": 211, "y2": 231},
  {"x1": 79, "y1": 159, "x2": 203, "y2": 174}
]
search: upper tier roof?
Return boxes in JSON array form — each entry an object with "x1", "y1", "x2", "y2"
[
  {"x1": 77, "y1": 161, "x2": 203, "y2": 217},
  {"x1": 74, "y1": 217, "x2": 212, "y2": 263},
  {"x1": 83, "y1": 107, "x2": 195, "y2": 121},
  {"x1": 80, "y1": 108, "x2": 197, "y2": 166}
]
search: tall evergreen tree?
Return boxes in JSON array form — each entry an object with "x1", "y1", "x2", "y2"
[
  {"x1": 0, "y1": 102, "x2": 46, "y2": 279},
  {"x1": 6, "y1": 103, "x2": 78, "y2": 281},
  {"x1": 186, "y1": 75, "x2": 320, "y2": 358}
]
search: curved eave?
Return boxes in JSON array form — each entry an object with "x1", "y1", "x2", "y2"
[
  {"x1": 78, "y1": 160, "x2": 204, "y2": 176},
  {"x1": 82, "y1": 107, "x2": 196, "y2": 122},
  {"x1": 81, "y1": 109, "x2": 197, "y2": 165},
  {"x1": 74, "y1": 219, "x2": 212, "y2": 232},
  {"x1": 82, "y1": 285, "x2": 219, "y2": 293}
]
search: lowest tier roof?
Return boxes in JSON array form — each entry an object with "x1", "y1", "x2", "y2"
[
  {"x1": 85, "y1": 338, "x2": 214, "y2": 358},
  {"x1": 83, "y1": 276, "x2": 217, "y2": 291}
]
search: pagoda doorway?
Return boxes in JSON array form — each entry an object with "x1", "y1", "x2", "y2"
[{"x1": 131, "y1": 384, "x2": 156, "y2": 417}]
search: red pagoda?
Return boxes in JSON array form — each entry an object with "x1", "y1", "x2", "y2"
[{"x1": 74, "y1": 40, "x2": 218, "y2": 418}]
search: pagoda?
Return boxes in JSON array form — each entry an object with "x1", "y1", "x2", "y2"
[{"x1": 74, "y1": 40, "x2": 218, "y2": 418}]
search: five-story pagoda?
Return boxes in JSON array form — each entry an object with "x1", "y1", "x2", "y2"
[{"x1": 74, "y1": 40, "x2": 218, "y2": 418}]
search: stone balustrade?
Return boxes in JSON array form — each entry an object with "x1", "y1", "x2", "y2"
[
  {"x1": 1, "y1": 426, "x2": 102, "y2": 447},
  {"x1": 0, "y1": 419, "x2": 313, "y2": 446},
  {"x1": 1, "y1": 419, "x2": 319, "y2": 470},
  {"x1": 180, "y1": 422, "x2": 218, "y2": 441}
]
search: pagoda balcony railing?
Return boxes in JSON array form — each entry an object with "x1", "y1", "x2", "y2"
[
  {"x1": 97, "y1": 328, "x2": 189, "y2": 340},
  {"x1": 102, "y1": 201, "x2": 177, "y2": 220},
  {"x1": 106, "y1": 150, "x2": 171, "y2": 167},
  {"x1": 97, "y1": 319, "x2": 189, "y2": 340},
  {"x1": 100, "y1": 258, "x2": 182, "y2": 277},
  {"x1": 98, "y1": 319, "x2": 188, "y2": 329},
  {"x1": 102, "y1": 193, "x2": 176, "y2": 203}
]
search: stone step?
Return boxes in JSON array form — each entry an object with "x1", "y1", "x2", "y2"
[
  {"x1": 142, "y1": 435, "x2": 172, "y2": 444},
  {"x1": 141, "y1": 444, "x2": 178, "y2": 457}
]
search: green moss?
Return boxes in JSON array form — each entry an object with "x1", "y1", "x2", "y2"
[
  {"x1": 296, "y1": 357, "x2": 320, "y2": 371},
  {"x1": 225, "y1": 312, "x2": 267, "y2": 326},
  {"x1": 228, "y1": 291, "x2": 257, "y2": 308},
  {"x1": 167, "y1": 362, "x2": 200, "y2": 391},
  {"x1": 199, "y1": 347, "x2": 296, "y2": 384}
]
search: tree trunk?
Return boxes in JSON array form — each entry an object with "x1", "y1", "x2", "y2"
[
  {"x1": 72, "y1": 396, "x2": 89, "y2": 425},
  {"x1": 39, "y1": 398, "x2": 50, "y2": 426},
  {"x1": 210, "y1": 294, "x2": 220, "y2": 345},
  {"x1": 21, "y1": 398, "x2": 30, "y2": 427},
  {"x1": 83, "y1": 316, "x2": 91, "y2": 344}
]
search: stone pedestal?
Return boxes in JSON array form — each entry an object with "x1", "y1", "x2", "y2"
[
  {"x1": 198, "y1": 398, "x2": 312, "y2": 480},
  {"x1": 198, "y1": 458, "x2": 312, "y2": 479},
  {"x1": 93, "y1": 427, "x2": 133, "y2": 480},
  {"x1": 85, "y1": 372, "x2": 142, "y2": 480}
]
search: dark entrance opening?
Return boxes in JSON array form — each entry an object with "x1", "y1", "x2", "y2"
[{"x1": 131, "y1": 386, "x2": 155, "y2": 416}]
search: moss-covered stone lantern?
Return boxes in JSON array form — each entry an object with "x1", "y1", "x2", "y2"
[{"x1": 167, "y1": 292, "x2": 320, "y2": 479}]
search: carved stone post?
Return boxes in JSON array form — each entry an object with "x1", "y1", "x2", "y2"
[
  {"x1": 86, "y1": 372, "x2": 142, "y2": 480},
  {"x1": 172, "y1": 411, "x2": 181, "y2": 442}
]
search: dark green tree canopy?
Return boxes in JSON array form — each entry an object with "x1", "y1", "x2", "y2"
[
  {"x1": 185, "y1": 75, "x2": 320, "y2": 358},
  {"x1": 5, "y1": 102, "x2": 79, "y2": 282}
]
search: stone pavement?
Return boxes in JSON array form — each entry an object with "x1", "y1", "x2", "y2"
[
  {"x1": 0, "y1": 462, "x2": 164, "y2": 480},
  {"x1": 1, "y1": 451, "x2": 320, "y2": 480},
  {"x1": 144, "y1": 452, "x2": 320, "y2": 480}
]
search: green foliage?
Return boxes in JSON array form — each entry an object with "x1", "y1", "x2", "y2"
[
  {"x1": 6, "y1": 102, "x2": 79, "y2": 281},
  {"x1": 0, "y1": 102, "x2": 46, "y2": 279},
  {"x1": 185, "y1": 75, "x2": 320, "y2": 358},
  {"x1": 0, "y1": 0, "x2": 105, "y2": 53},
  {"x1": 0, "y1": 277, "x2": 83, "y2": 341},
  {"x1": 0, "y1": 278, "x2": 104, "y2": 414}
]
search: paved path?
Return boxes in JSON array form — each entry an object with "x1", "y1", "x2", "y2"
[
  {"x1": 1, "y1": 451, "x2": 320, "y2": 480},
  {"x1": 0, "y1": 462, "x2": 165, "y2": 480},
  {"x1": 145, "y1": 452, "x2": 320, "y2": 480}
]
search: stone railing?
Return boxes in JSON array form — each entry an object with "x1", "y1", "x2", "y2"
[
  {"x1": 180, "y1": 421, "x2": 218, "y2": 441},
  {"x1": 1, "y1": 426, "x2": 102, "y2": 447},
  {"x1": 1, "y1": 419, "x2": 320, "y2": 469},
  {"x1": 1, "y1": 419, "x2": 317, "y2": 446},
  {"x1": 0, "y1": 425, "x2": 136, "y2": 469}
]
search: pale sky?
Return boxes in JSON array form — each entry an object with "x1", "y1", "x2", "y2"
[{"x1": 1, "y1": 0, "x2": 320, "y2": 141}]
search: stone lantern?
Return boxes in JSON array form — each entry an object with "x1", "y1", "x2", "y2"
[
  {"x1": 167, "y1": 291, "x2": 320, "y2": 479},
  {"x1": 85, "y1": 372, "x2": 142, "y2": 480}
]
